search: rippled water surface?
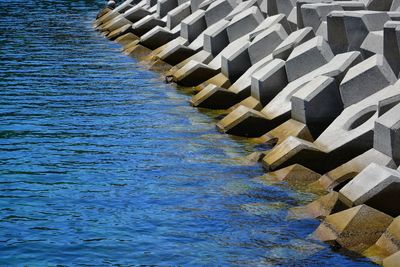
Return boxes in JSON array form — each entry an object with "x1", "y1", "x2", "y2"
[{"x1": 0, "y1": 0, "x2": 377, "y2": 265}]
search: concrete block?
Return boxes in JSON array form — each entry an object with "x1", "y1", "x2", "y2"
[
  {"x1": 248, "y1": 24, "x2": 288, "y2": 64},
  {"x1": 318, "y1": 148, "x2": 396, "y2": 191},
  {"x1": 273, "y1": 27, "x2": 315, "y2": 60},
  {"x1": 383, "y1": 251, "x2": 400, "y2": 266},
  {"x1": 217, "y1": 51, "x2": 361, "y2": 137},
  {"x1": 285, "y1": 36, "x2": 334, "y2": 82},
  {"x1": 289, "y1": 191, "x2": 347, "y2": 219},
  {"x1": 157, "y1": 0, "x2": 178, "y2": 18},
  {"x1": 167, "y1": 1, "x2": 191, "y2": 29},
  {"x1": 258, "y1": 119, "x2": 313, "y2": 146},
  {"x1": 364, "y1": 216, "x2": 400, "y2": 264},
  {"x1": 221, "y1": 37, "x2": 251, "y2": 82},
  {"x1": 226, "y1": 6, "x2": 264, "y2": 42},
  {"x1": 140, "y1": 25, "x2": 179, "y2": 50},
  {"x1": 384, "y1": 21, "x2": 400, "y2": 77},
  {"x1": 204, "y1": 0, "x2": 234, "y2": 26},
  {"x1": 361, "y1": 30, "x2": 384, "y2": 58},
  {"x1": 180, "y1": 9, "x2": 207, "y2": 43},
  {"x1": 251, "y1": 59, "x2": 288, "y2": 106},
  {"x1": 262, "y1": 84, "x2": 400, "y2": 173},
  {"x1": 392, "y1": 0, "x2": 400, "y2": 11},
  {"x1": 259, "y1": 164, "x2": 321, "y2": 186},
  {"x1": 225, "y1": 0, "x2": 259, "y2": 21},
  {"x1": 313, "y1": 205, "x2": 393, "y2": 252},
  {"x1": 203, "y1": 19, "x2": 230, "y2": 56},
  {"x1": 327, "y1": 10, "x2": 390, "y2": 54},
  {"x1": 361, "y1": 0, "x2": 393, "y2": 11},
  {"x1": 339, "y1": 163, "x2": 400, "y2": 216},
  {"x1": 339, "y1": 54, "x2": 397, "y2": 108},
  {"x1": 276, "y1": 0, "x2": 295, "y2": 17},
  {"x1": 374, "y1": 103, "x2": 400, "y2": 165},
  {"x1": 291, "y1": 75, "x2": 342, "y2": 138},
  {"x1": 131, "y1": 14, "x2": 166, "y2": 36},
  {"x1": 301, "y1": 3, "x2": 343, "y2": 32}
]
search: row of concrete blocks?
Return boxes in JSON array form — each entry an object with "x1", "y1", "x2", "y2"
[{"x1": 94, "y1": 0, "x2": 400, "y2": 265}]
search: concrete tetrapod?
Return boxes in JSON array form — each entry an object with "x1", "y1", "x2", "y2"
[
  {"x1": 189, "y1": 27, "x2": 315, "y2": 109},
  {"x1": 339, "y1": 54, "x2": 397, "y2": 108},
  {"x1": 171, "y1": 13, "x2": 287, "y2": 86},
  {"x1": 364, "y1": 216, "x2": 400, "y2": 264},
  {"x1": 339, "y1": 163, "x2": 400, "y2": 217},
  {"x1": 216, "y1": 51, "x2": 361, "y2": 137},
  {"x1": 313, "y1": 205, "x2": 393, "y2": 253},
  {"x1": 261, "y1": 84, "x2": 400, "y2": 173},
  {"x1": 384, "y1": 21, "x2": 400, "y2": 77},
  {"x1": 327, "y1": 10, "x2": 391, "y2": 55}
]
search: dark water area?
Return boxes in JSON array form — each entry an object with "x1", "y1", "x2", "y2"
[{"x1": 0, "y1": 0, "x2": 376, "y2": 265}]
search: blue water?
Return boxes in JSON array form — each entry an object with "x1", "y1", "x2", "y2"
[{"x1": 0, "y1": 0, "x2": 376, "y2": 265}]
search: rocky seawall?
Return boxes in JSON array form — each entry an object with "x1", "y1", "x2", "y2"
[{"x1": 94, "y1": 0, "x2": 400, "y2": 265}]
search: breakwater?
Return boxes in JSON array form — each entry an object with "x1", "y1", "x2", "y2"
[{"x1": 95, "y1": 0, "x2": 400, "y2": 265}]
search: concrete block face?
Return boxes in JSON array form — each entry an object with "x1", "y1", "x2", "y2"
[
  {"x1": 273, "y1": 27, "x2": 315, "y2": 60},
  {"x1": 226, "y1": 6, "x2": 265, "y2": 42},
  {"x1": 225, "y1": 0, "x2": 259, "y2": 21},
  {"x1": 204, "y1": 0, "x2": 234, "y2": 26},
  {"x1": 361, "y1": 30, "x2": 383, "y2": 58},
  {"x1": 327, "y1": 10, "x2": 391, "y2": 54},
  {"x1": 157, "y1": 0, "x2": 178, "y2": 18},
  {"x1": 374, "y1": 103, "x2": 400, "y2": 165},
  {"x1": 344, "y1": 11, "x2": 391, "y2": 51},
  {"x1": 291, "y1": 75, "x2": 343, "y2": 138},
  {"x1": 339, "y1": 163, "x2": 400, "y2": 216},
  {"x1": 190, "y1": 0, "x2": 206, "y2": 12},
  {"x1": 248, "y1": 24, "x2": 288, "y2": 64},
  {"x1": 285, "y1": 36, "x2": 334, "y2": 82},
  {"x1": 339, "y1": 54, "x2": 397, "y2": 108},
  {"x1": 167, "y1": 2, "x2": 191, "y2": 29},
  {"x1": 251, "y1": 59, "x2": 288, "y2": 106},
  {"x1": 203, "y1": 19, "x2": 230, "y2": 56},
  {"x1": 313, "y1": 205, "x2": 393, "y2": 253},
  {"x1": 392, "y1": 0, "x2": 400, "y2": 11},
  {"x1": 301, "y1": 3, "x2": 343, "y2": 32},
  {"x1": 221, "y1": 39, "x2": 251, "y2": 82},
  {"x1": 276, "y1": 0, "x2": 295, "y2": 17},
  {"x1": 384, "y1": 21, "x2": 400, "y2": 77},
  {"x1": 362, "y1": 0, "x2": 393, "y2": 11},
  {"x1": 180, "y1": 9, "x2": 207, "y2": 42}
]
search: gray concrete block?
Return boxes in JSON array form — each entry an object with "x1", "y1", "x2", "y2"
[
  {"x1": 392, "y1": 0, "x2": 400, "y2": 11},
  {"x1": 273, "y1": 27, "x2": 315, "y2": 60},
  {"x1": 225, "y1": 0, "x2": 259, "y2": 21},
  {"x1": 203, "y1": 19, "x2": 230, "y2": 56},
  {"x1": 327, "y1": 10, "x2": 391, "y2": 54},
  {"x1": 276, "y1": 0, "x2": 296, "y2": 17},
  {"x1": 301, "y1": 3, "x2": 343, "y2": 32},
  {"x1": 221, "y1": 37, "x2": 251, "y2": 82},
  {"x1": 167, "y1": 1, "x2": 191, "y2": 29},
  {"x1": 361, "y1": 0, "x2": 393, "y2": 11},
  {"x1": 157, "y1": 0, "x2": 178, "y2": 18},
  {"x1": 339, "y1": 163, "x2": 400, "y2": 216},
  {"x1": 285, "y1": 36, "x2": 334, "y2": 82},
  {"x1": 251, "y1": 59, "x2": 288, "y2": 106},
  {"x1": 226, "y1": 6, "x2": 265, "y2": 42},
  {"x1": 339, "y1": 54, "x2": 397, "y2": 108},
  {"x1": 360, "y1": 30, "x2": 384, "y2": 58},
  {"x1": 291, "y1": 75, "x2": 343, "y2": 137},
  {"x1": 204, "y1": 0, "x2": 234, "y2": 26},
  {"x1": 132, "y1": 14, "x2": 166, "y2": 36},
  {"x1": 374, "y1": 103, "x2": 400, "y2": 165},
  {"x1": 248, "y1": 24, "x2": 288, "y2": 64},
  {"x1": 384, "y1": 21, "x2": 400, "y2": 77},
  {"x1": 262, "y1": 84, "x2": 400, "y2": 173},
  {"x1": 180, "y1": 9, "x2": 207, "y2": 42}
]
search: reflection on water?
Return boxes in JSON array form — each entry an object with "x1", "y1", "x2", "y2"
[{"x1": 0, "y1": 0, "x2": 376, "y2": 265}]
